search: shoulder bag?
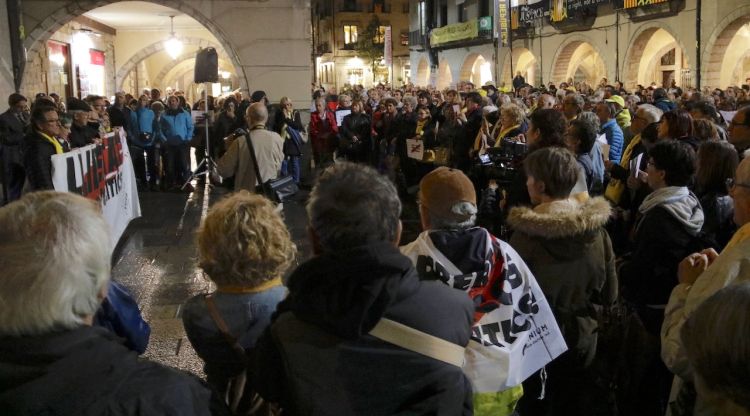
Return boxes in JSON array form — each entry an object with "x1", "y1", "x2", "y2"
[
  {"x1": 245, "y1": 131, "x2": 298, "y2": 203},
  {"x1": 205, "y1": 295, "x2": 279, "y2": 416}
]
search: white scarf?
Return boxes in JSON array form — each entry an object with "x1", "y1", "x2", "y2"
[{"x1": 639, "y1": 186, "x2": 704, "y2": 235}]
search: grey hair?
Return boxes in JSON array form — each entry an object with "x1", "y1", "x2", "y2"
[
  {"x1": 307, "y1": 162, "x2": 401, "y2": 252},
  {"x1": 426, "y1": 201, "x2": 478, "y2": 230},
  {"x1": 0, "y1": 192, "x2": 112, "y2": 336},
  {"x1": 402, "y1": 95, "x2": 418, "y2": 109},
  {"x1": 636, "y1": 103, "x2": 663, "y2": 125},
  {"x1": 577, "y1": 111, "x2": 602, "y2": 135}
]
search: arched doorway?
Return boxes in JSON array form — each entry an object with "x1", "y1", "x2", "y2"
[
  {"x1": 415, "y1": 57, "x2": 431, "y2": 87},
  {"x1": 501, "y1": 48, "x2": 539, "y2": 87},
  {"x1": 460, "y1": 53, "x2": 493, "y2": 86},
  {"x1": 437, "y1": 60, "x2": 453, "y2": 89},
  {"x1": 20, "y1": 0, "x2": 246, "y2": 99},
  {"x1": 623, "y1": 26, "x2": 688, "y2": 90},
  {"x1": 551, "y1": 39, "x2": 606, "y2": 87},
  {"x1": 704, "y1": 11, "x2": 750, "y2": 88}
]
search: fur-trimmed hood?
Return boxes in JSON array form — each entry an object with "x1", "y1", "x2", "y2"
[{"x1": 507, "y1": 197, "x2": 612, "y2": 239}]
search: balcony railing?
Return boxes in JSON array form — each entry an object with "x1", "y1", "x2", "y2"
[
  {"x1": 409, "y1": 30, "x2": 426, "y2": 49},
  {"x1": 316, "y1": 42, "x2": 332, "y2": 54}
]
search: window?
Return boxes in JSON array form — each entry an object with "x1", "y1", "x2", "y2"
[
  {"x1": 375, "y1": 25, "x2": 389, "y2": 44},
  {"x1": 344, "y1": 25, "x2": 358, "y2": 45},
  {"x1": 457, "y1": 4, "x2": 466, "y2": 23}
]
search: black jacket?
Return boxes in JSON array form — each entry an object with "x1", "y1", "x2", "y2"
[
  {"x1": 251, "y1": 242, "x2": 474, "y2": 416},
  {"x1": 0, "y1": 110, "x2": 27, "y2": 166},
  {"x1": 698, "y1": 191, "x2": 736, "y2": 251},
  {"x1": 0, "y1": 326, "x2": 230, "y2": 416},
  {"x1": 22, "y1": 130, "x2": 69, "y2": 191},
  {"x1": 340, "y1": 112, "x2": 372, "y2": 161},
  {"x1": 69, "y1": 123, "x2": 99, "y2": 148}
]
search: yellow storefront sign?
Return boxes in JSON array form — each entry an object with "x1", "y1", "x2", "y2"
[{"x1": 430, "y1": 19, "x2": 478, "y2": 46}]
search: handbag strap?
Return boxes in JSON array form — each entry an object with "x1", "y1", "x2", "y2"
[
  {"x1": 244, "y1": 129, "x2": 264, "y2": 188},
  {"x1": 368, "y1": 318, "x2": 465, "y2": 367},
  {"x1": 205, "y1": 294, "x2": 245, "y2": 357}
]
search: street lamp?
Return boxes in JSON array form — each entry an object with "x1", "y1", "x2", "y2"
[{"x1": 164, "y1": 15, "x2": 183, "y2": 60}]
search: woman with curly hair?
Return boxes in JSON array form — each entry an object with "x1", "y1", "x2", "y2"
[{"x1": 181, "y1": 191, "x2": 296, "y2": 404}]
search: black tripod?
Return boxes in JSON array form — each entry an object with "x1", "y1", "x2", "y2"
[{"x1": 183, "y1": 83, "x2": 220, "y2": 189}]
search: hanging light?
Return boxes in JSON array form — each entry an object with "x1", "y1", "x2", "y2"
[{"x1": 164, "y1": 15, "x2": 183, "y2": 59}]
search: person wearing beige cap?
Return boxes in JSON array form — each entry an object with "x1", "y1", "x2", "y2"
[
  {"x1": 661, "y1": 156, "x2": 750, "y2": 416},
  {"x1": 401, "y1": 166, "x2": 568, "y2": 416}
]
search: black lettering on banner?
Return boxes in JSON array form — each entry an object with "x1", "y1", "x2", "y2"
[{"x1": 415, "y1": 254, "x2": 481, "y2": 290}]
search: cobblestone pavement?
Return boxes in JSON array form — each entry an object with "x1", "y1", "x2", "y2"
[{"x1": 110, "y1": 184, "x2": 312, "y2": 377}]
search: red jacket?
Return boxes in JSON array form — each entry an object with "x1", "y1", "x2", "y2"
[{"x1": 309, "y1": 110, "x2": 338, "y2": 154}]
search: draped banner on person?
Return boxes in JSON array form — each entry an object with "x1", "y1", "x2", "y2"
[
  {"x1": 51, "y1": 128, "x2": 141, "y2": 247},
  {"x1": 401, "y1": 229, "x2": 568, "y2": 393}
]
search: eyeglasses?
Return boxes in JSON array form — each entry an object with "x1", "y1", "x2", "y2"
[{"x1": 726, "y1": 178, "x2": 750, "y2": 191}]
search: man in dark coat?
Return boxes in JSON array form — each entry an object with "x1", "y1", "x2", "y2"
[
  {"x1": 23, "y1": 105, "x2": 70, "y2": 191},
  {"x1": 252, "y1": 162, "x2": 474, "y2": 415},
  {"x1": 67, "y1": 97, "x2": 100, "y2": 148},
  {"x1": 0, "y1": 93, "x2": 28, "y2": 203},
  {"x1": 0, "y1": 191, "x2": 230, "y2": 416}
]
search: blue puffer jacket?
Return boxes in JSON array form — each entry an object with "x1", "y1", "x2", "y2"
[
  {"x1": 601, "y1": 119, "x2": 624, "y2": 164},
  {"x1": 160, "y1": 108, "x2": 194, "y2": 145},
  {"x1": 126, "y1": 108, "x2": 144, "y2": 147},
  {"x1": 136, "y1": 107, "x2": 155, "y2": 134}
]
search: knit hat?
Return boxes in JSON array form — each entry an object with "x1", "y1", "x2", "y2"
[
  {"x1": 419, "y1": 167, "x2": 477, "y2": 223},
  {"x1": 67, "y1": 97, "x2": 91, "y2": 112}
]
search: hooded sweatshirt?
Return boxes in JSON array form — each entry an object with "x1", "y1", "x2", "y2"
[
  {"x1": 252, "y1": 242, "x2": 474, "y2": 416},
  {"x1": 621, "y1": 187, "x2": 705, "y2": 308}
]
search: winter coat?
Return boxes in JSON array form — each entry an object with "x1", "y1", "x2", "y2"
[
  {"x1": 182, "y1": 283, "x2": 287, "y2": 396},
  {"x1": 0, "y1": 110, "x2": 27, "y2": 166},
  {"x1": 619, "y1": 191, "x2": 705, "y2": 309},
  {"x1": 136, "y1": 107, "x2": 155, "y2": 135},
  {"x1": 309, "y1": 110, "x2": 338, "y2": 155},
  {"x1": 698, "y1": 191, "x2": 736, "y2": 251},
  {"x1": 22, "y1": 130, "x2": 69, "y2": 191},
  {"x1": 576, "y1": 152, "x2": 603, "y2": 195},
  {"x1": 654, "y1": 99, "x2": 677, "y2": 114},
  {"x1": 0, "y1": 326, "x2": 230, "y2": 416},
  {"x1": 251, "y1": 242, "x2": 474, "y2": 416},
  {"x1": 508, "y1": 198, "x2": 617, "y2": 365},
  {"x1": 661, "y1": 233, "x2": 750, "y2": 416},
  {"x1": 160, "y1": 108, "x2": 194, "y2": 145},
  {"x1": 340, "y1": 112, "x2": 372, "y2": 160},
  {"x1": 600, "y1": 119, "x2": 624, "y2": 163},
  {"x1": 69, "y1": 123, "x2": 99, "y2": 149}
]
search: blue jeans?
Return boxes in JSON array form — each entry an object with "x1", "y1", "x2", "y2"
[{"x1": 285, "y1": 156, "x2": 301, "y2": 183}]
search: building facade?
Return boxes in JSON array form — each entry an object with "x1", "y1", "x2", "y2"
[
  {"x1": 0, "y1": 0, "x2": 312, "y2": 107},
  {"x1": 312, "y1": 0, "x2": 411, "y2": 90},
  {"x1": 409, "y1": 0, "x2": 750, "y2": 91}
]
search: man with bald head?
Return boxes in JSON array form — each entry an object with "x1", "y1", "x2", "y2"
[
  {"x1": 217, "y1": 102, "x2": 284, "y2": 192},
  {"x1": 661, "y1": 156, "x2": 750, "y2": 414}
]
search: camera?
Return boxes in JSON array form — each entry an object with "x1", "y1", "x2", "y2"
[{"x1": 476, "y1": 138, "x2": 528, "y2": 183}]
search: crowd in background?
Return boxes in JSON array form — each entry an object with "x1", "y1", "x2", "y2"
[{"x1": 1, "y1": 74, "x2": 750, "y2": 416}]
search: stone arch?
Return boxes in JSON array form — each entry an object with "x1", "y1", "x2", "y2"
[
  {"x1": 115, "y1": 36, "x2": 228, "y2": 91},
  {"x1": 623, "y1": 23, "x2": 688, "y2": 90},
  {"x1": 459, "y1": 53, "x2": 492, "y2": 85},
  {"x1": 437, "y1": 59, "x2": 453, "y2": 89},
  {"x1": 22, "y1": 0, "x2": 248, "y2": 93},
  {"x1": 702, "y1": 6, "x2": 750, "y2": 88},
  {"x1": 550, "y1": 35, "x2": 606, "y2": 85},
  {"x1": 156, "y1": 57, "x2": 235, "y2": 89},
  {"x1": 500, "y1": 47, "x2": 540, "y2": 86},
  {"x1": 415, "y1": 57, "x2": 430, "y2": 87}
]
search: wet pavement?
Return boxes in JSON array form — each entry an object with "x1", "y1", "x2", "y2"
[
  {"x1": 110, "y1": 184, "x2": 312, "y2": 376},
  {"x1": 111, "y1": 177, "x2": 420, "y2": 377}
]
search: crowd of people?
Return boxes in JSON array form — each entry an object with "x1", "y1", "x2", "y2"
[{"x1": 1, "y1": 76, "x2": 750, "y2": 416}]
